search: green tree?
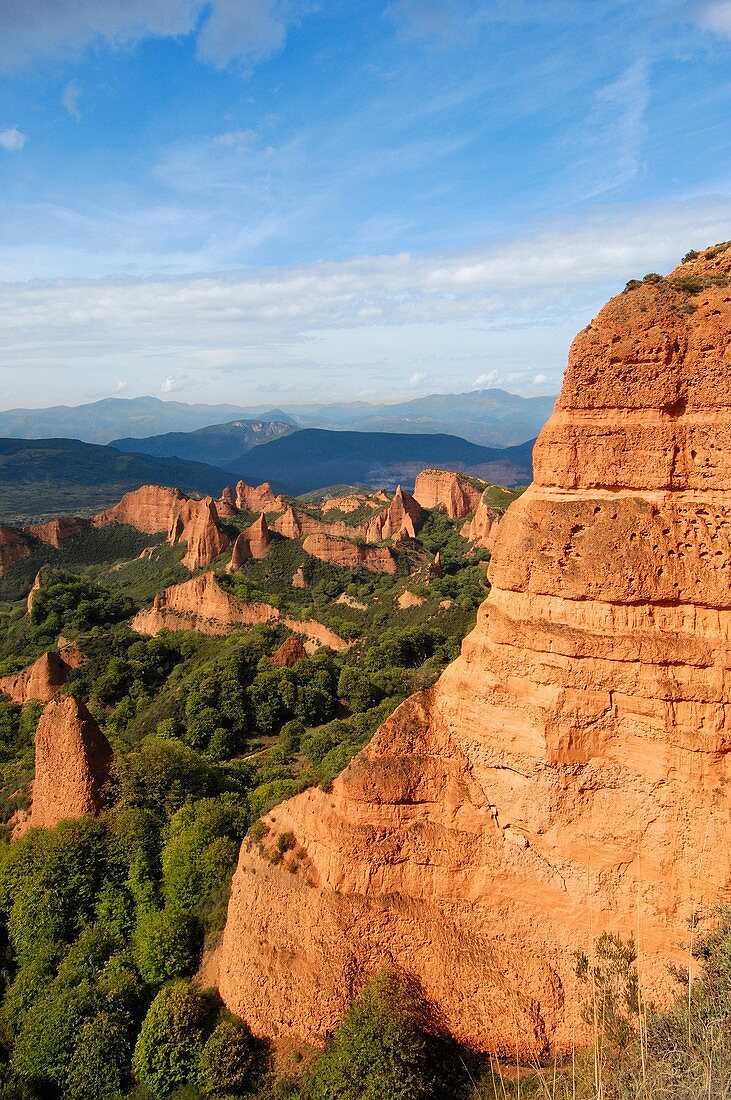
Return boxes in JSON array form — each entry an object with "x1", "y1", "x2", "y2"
[
  {"x1": 197, "y1": 1016, "x2": 257, "y2": 1096},
  {"x1": 132, "y1": 908, "x2": 201, "y2": 984},
  {"x1": 132, "y1": 981, "x2": 212, "y2": 1099}
]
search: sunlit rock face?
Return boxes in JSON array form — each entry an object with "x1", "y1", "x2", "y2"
[{"x1": 218, "y1": 246, "x2": 731, "y2": 1056}]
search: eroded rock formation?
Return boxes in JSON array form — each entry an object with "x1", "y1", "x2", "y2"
[
  {"x1": 0, "y1": 526, "x2": 31, "y2": 576},
  {"x1": 363, "y1": 486, "x2": 422, "y2": 542},
  {"x1": 227, "y1": 515, "x2": 272, "y2": 571},
  {"x1": 94, "y1": 484, "x2": 190, "y2": 534},
  {"x1": 235, "y1": 480, "x2": 286, "y2": 513},
  {"x1": 302, "y1": 533, "x2": 397, "y2": 574},
  {"x1": 0, "y1": 650, "x2": 74, "y2": 706},
  {"x1": 25, "y1": 516, "x2": 90, "y2": 548},
  {"x1": 271, "y1": 636, "x2": 308, "y2": 668},
  {"x1": 169, "y1": 497, "x2": 231, "y2": 571},
  {"x1": 131, "y1": 572, "x2": 279, "y2": 636},
  {"x1": 30, "y1": 696, "x2": 113, "y2": 829},
  {"x1": 218, "y1": 244, "x2": 731, "y2": 1057},
  {"x1": 413, "y1": 469, "x2": 484, "y2": 519},
  {"x1": 461, "y1": 500, "x2": 500, "y2": 549}
]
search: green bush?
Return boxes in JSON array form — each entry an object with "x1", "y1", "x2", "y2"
[
  {"x1": 132, "y1": 908, "x2": 201, "y2": 984},
  {"x1": 132, "y1": 981, "x2": 213, "y2": 1099},
  {"x1": 197, "y1": 1016, "x2": 257, "y2": 1096},
  {"x1": 65, "y1": 1011, "x2": 130, "y2": 1100}
]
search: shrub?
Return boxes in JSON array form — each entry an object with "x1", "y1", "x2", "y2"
[
  {"x1": 65, "y1": 1011, "x2": 131, "y2": 1100},
  {"x1": 132, "y1": 981, "x2": 213, "y2": 1099},
  {"x1": 132, "y1": 908, "x2": 201, "y2": 984},
  {"x1": 197, "y1": 1016, "x2": 257, "y2": 1096}
]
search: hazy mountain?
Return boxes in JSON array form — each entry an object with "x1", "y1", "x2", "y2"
[
  {"x1": 0, "y1": 438, "x2": 231, "y2": 523},
  {"x1": 0, "y1": 389, "x2": 554, "y2": 448},
  {"x1": 227, "y1": 429, "x2": 534, "y2": 494},
  {"x1": 0, "y1": 397, "x2": 296, "y2": 445},
  {"x1": 110, "y1": 419, "x2": 294, "y2": 465}
]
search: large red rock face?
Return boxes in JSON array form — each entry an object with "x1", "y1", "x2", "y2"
[
  {"x1": 0, "y1": 526, "x2": 31, "y2": 576},
  {"x1": 30, "y1": 696, "x2": 113, "y2": 830},
  {"x1": 413, "y1": 469, "x2": 483, "y2": 519},
  {"x1": 94, "y1": 484, "x2": 190, "y2": 534},
  {"x1": 25, "y1": 517, "x2": 90, "y2": 548},
  {"x1": 0, "y1": 650, "x2": 72, "y2": 705},
  {"x1": 302, "y1": 533, "x2": 397, "y2": 574},
  {"x1": 218, "y1": 245, "x2": 731, "y2": 1056}
]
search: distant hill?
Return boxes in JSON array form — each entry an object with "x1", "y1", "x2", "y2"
[
  {"x1": 267, "y1": 389, "x2": 556, "y2": 447},
  {"x1": 227, "y1": 429, "x2": 535, "y2": 494},
  {"x1": 0, "y1": 438, "x2": 231, "y2": 523},
  {"x1": 0, "y1": 396, "x2": 295, "y2": 445},
  {"x1": 0, "y1": 389, "x2": 554, "y2": 448},
  {"x1": 110, "y1": 419, "x2": 294, "y2": 465}
]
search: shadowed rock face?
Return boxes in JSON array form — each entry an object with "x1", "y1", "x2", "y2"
[
  {"x1": 25, "y1": 517, "x2": 90, "y2": 548},
  {"x1": 461, "y1": 499, "x2": 499, "y2": 548},
  {"x1": 218, "y1": 245, "x2": 731, "y2": 1056},
  {"x1": 0, "y1": 650, "x2": 73, "y2": 705},
  {"x1": 0, "y1": 526, "x2": 31, "y2": 576},
  {"x1": 30, "y1": 696, "x2": 113, "y2": 829},
  {"x1": 271, "y1": 636, "x2": 308, "y2": 668},
  {"x1": 363, "y1": 486, "x2": 422, "y2": 542}
]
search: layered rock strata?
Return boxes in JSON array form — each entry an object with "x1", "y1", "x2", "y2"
[
  {"x1": 218, "y1": 245, "x2": 731, "y2": 1057},
  {"x1": 30, "y1": 696, "x2": 113, "y2": 829},
  {"x1": 25, "y1": 516, "x2": 90, "y2": 548},
  {"x1": 94, "y1": 484, "x2": 190, "y2": 534},
  {"x1": 413, "y1": 469, "x2": 484, "y2": 519}
]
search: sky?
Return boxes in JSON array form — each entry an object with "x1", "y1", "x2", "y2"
[{"x1": 0, "y1": 0, "x2": 730, "y2": 410}]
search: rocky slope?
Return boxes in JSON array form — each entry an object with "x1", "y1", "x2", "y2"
[
  {"x1": 30, "y1": 696, "x2": 113, "y2": 829},
  {"x1": 301, "y1": 533, "x2": 397, "y2": 574},
  {"x1": 218, "y1": 245, "x2": 731, "y2": 1056}
]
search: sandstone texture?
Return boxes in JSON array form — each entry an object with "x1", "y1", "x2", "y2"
[
  {"x1": 30, "y1": 696, "x2": 113, "y2": 829},
  {"x1": 292, "y1": 567, "x2": 308, "y2": 590},
  {"x1": 271, "y1": 636, "x2": 308, "y2": 668},
  {"x1": 94, "y1": 484, "x2": 189, "y2": 534},
  {"x1": 302, "y1": 533, "x2": 397, "y2": 574},
  {"x1": 219, "y1": 245, "x2": 731, "y2": 1057},
  {"x1": 235, "y1": 480, "x2": 286, "y2": 513},
  {"x1": 461, "y1": 500, "x2": 499, "y2": 549},
  {"x1": 25, "y1": 516, "x2": 90, "y2": 548},
  {"x1": 413, "y1": 469, "x2": 484, "y2": 519},
  {"x1": 131, "y1": 572, "x2": 349, "y2": 652},
  {"x1": 170, "y1": 497, "x2": 231, "y2": 571},
  {"x1": 363, "y1": 486, "x2": 422, "y2": 542},
  {"x1": 227, "y1": 515, "x2": 272, "y2": 571},
  {"x1": 0, "y1": 650, "x2": 74, "y2": 706},
  {"x1": 131, "y1": 572, "x2": 279, "y2": 636},
  {"x1": 397, "y1": 590, "x2": 425, "y2": 609}
]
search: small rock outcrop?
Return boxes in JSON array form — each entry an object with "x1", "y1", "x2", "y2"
[
  {"x1": 94, "y1": 484, "x2": 190, "y2": 534},
  {"x1": 0, "y1": 526, "x2": 31, "y2": 576},
  {"x1": 461, "y1": 499, "x2": 499, "y2": 549},
  {"x1": 25, "y1": 516, "x2": 90, "y2": 548},
  {"x1": 413, "y1": 469, "x2": 484, "y2": 518},
  {"x1": 235, "y1": 480, "x2": 286, "y2": 513},
  {"x1": 30, "y1": 696, "x2": 112, "y2": 829},
  {"x1": 227, "y1": 515, "x2": 272, "y2": 571},
  {"x1": 131, "y1": 572, "x2": 279, "y2": 637},
  {"x1": 292, "y1": 566, "x2": 308, "y2": 589},
  {"x1": 397, "y1": 590, "x2": 425, "y2": 609},
  {"x1": 363, "y1": 486, "x2": 422, "y2": 542},
  {"x1": 302, "y1": 533, "x2": 397, "y2": 574},
  {"x1": 219, "y1": 244, "x2": 731, "y2": 1057},
  {"x1": 0, "y1": 650, "x2": 72, "y2": 705},
  {"x1": 271, "y1": 636, "x2": 308, "y2": 668},
  {"x1": 26, "y1": 571, "x2": 43, "y2": 614}
]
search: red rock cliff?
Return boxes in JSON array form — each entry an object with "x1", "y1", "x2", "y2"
[
  {"x1": 0, "y1": 526, "x2": 31, "y2": 576},
  {"x1": 0, "y1": 650, "x2": 73, "y2": 705},
  {"x1": 218, "y1": 245, "x2": 731, "y2": 1056},
  {"x1": 94, "y1": 484, "x2": 191, "y2": 534},
  {"x1": 413, "y1": 469, "x2": 484, "y2": 518},
  {"x1": 25, "y1": 516, "x2": 90, "y2": 548},
  {"x1": 30, "y1": 696, "x2": 113, "y2": 829}
]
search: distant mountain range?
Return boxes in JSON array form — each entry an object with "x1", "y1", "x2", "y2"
[
  {"x1": 227, "y1": 429, "x2": 534, "y2": 494},
  {"x1": 0, "y1": 438, "x2": 230, "y2": 523},
  {"x1": 110, "y1": 419, "x2": 293, "y2": 465},
  {"x1": 0, "y1": 397, "x2": 294, "y2": 446},
  {"x1": 0, "y1": 389, "x2": 556, "y2": 448}
]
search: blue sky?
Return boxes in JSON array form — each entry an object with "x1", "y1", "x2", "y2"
[{"x1": 0, "y1": 0, "x2": 730, "y2": 409}]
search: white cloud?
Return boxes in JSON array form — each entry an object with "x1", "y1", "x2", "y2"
[
  {"x1": 533, "y1": 373, "x2": 548, "y2": 385},
  {"x1": 698, "y1": 1, "x2": 731, "y2": 36},
  {"x1": 161, "y1": 375, "x2": 185, "y2": 393},
  {"x1": 0, "y1": 127, "x2": 26, "y2": 152},
  {"x1": 0, "y1": 196, "x2": 729, "y2": 406},
  {"x1": 408, "y1": 371, "x2": 428, "y2": 385},
  {"x1": 0, "y1": 0, "x2": 313, "y2": 72},
  {"x1": 472, "y1": 371, "x2": 500, "y2": 389},
  {"x1": 62, "y1": 80, "x2": 83, "y2": 121}
]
